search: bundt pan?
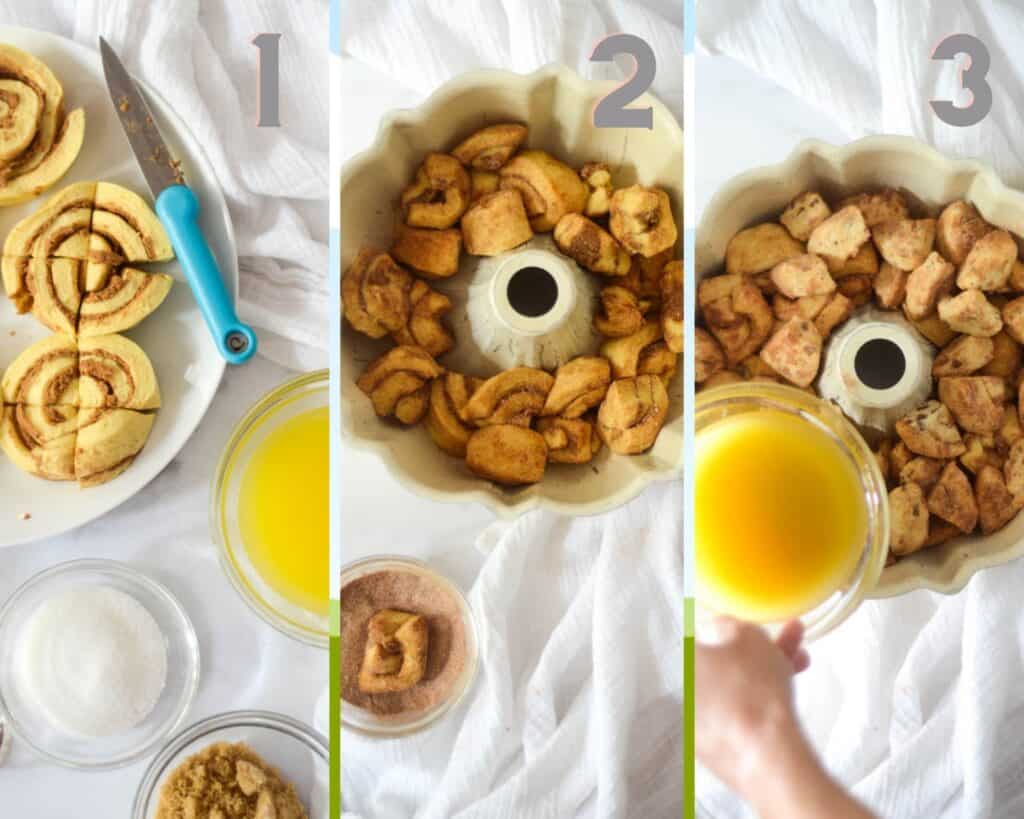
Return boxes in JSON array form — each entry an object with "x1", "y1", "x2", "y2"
[
  {"x1": 339, "y1": 65, "x2": 683, "y2": 517},
  {"x1": 697, "y1": 135, "x2": 1024, "y2": 597}
]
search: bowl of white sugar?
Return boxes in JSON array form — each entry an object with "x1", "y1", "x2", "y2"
[{"x1": 0, "y1": 559, "x2": 200, "y2": 769}]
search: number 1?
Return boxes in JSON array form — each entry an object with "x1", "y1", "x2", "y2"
[{"x1": 253, "y1": 33, "x2": 282, "y2": 128}]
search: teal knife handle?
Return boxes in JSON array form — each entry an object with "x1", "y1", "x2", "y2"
[{"x1": 156, "y1": 185, "x2": 257, "y2": 364}]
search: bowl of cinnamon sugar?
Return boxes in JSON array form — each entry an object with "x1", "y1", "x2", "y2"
[{"x1": 339, "y1": 556, "x2": 479, "y2": 738}]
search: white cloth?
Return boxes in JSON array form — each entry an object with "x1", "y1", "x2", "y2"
[
  {"x1": 1, "y1": 0, "x2": 330, "y2": 370},
  {"x1": 697, "y1": 3, "x2": 1024, "y2": 817},
  {"x1": 339, "y1": 3, "x2": 684, "y2": 816}
]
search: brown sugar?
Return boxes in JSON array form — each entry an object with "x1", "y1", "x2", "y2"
[
  {"x1": 340, "y1": 569, "x2": 467, "y2": 717},
  {"x1": 154, "y1": 742, "x2": 307, "y2": 819}
]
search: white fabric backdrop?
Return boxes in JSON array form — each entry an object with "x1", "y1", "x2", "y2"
[
  {"x1": 0, "y1": 2, "x2": 328, "y2": 815},
  {"x1": 698, "y1": 3, "x2": 1024, "y2": 818},
  {"x1": 339, "y1": 1, "x2": 685, "y2": 817}
]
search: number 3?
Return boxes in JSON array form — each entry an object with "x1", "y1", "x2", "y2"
[
  {"x1": 930, "y1": 33, "x2": 992, "y2": 127},
  {"x1": 590, "y1": 33, "x2": 657, "y2": 129}
]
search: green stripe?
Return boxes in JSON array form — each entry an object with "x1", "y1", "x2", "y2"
[
  {"x1": 330, "y1": 599, "x2": 340, "y2": 816},
  {"x1": 684, "y1": 597, "x2": 695, "y2": 818}
]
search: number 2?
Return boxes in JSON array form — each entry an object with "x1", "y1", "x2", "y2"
[
  {"x1": 590, "y1": 34, "x2": 657, "y2": 129},
  {"x1": 253, "y1": 33, "x2": 282, "y2": 128},
  {"x1": 930, "y1": 33, "x2": 992, "y2": 127}
]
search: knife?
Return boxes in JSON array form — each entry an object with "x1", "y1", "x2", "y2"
[{"x1": 98, "y1": 37, "x2": 257, "y2": 365}]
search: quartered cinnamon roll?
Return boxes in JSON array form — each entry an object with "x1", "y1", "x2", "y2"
[
  {"x1": 593, "y1": 285, "x2": 652, "y2": 338},
  {"x1": 498, "y1": 150, "x2": 588, "y2": 232},
  {"x1": 25, "y1": 257, "x2": 80, "y2": 336},
  {"x1": 89, "y1": 182, "x2": 173, "y2": 264},
  {"x1": 400, "y1": 153, "x2": 471, "y2": 229},
  {"x1": 537, "y1": 416, "x2": 602, "y2": 464},
  {"x1": 357, "y1": 345, "x2": 444, "y2": 425},
  {"x1": 0, "y1": 404, "x2": 77, "y2": 481},
  {"x1": 0, "y1": 44, "x2": 85, "y2": 206},
  {"x1": 601, "y1": 319, "x2": 679, "y2": 384},
  {"x1": 541, "y1": 356, "x2": 611, "y2": 419},
  {"x1": 342, "y1": 247, "x2": 413, "y2": 339},
  {"x1": 78, "y1": 268, "x2": 173, "y2": 337},
  {"x1": 461, "y1": 189, "x2": 533, "y2": 256},
  {"x1": 75, "y1": 407, "x2": 155, "y2": 488},
  {"x1": 553, "y1": 213, "x2": 630, "y2": 276},
  {"x1": 597, "y1": 375, "x2": 670, "y2": 455},
  {"x1": 1, "y1": 333, "x2": 78, "y2": 405},
  {"x1": 3, "y1": 181, "x2": 94, "y2": 260},
  {"x1": 78, "y1": 334, "x2": 161, "y2": 410},
  {"x1": 391, "y1": 279, "x2": 454, "y2": 358}
]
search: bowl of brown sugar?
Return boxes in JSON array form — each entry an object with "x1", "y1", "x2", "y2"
[{"x1": 339, "y1": 556, "x2": 479, "y2": 737}]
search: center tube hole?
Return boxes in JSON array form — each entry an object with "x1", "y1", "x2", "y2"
[
  {"x1": 855, "y1": 338, "x2": 907, "y2": 390},
  {"x1": 507, "y1": 266, "x2": 559, "y2": 318}
]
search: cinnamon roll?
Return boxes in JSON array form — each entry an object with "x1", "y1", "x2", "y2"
[
  {"x1": 461, "y1": 189, "x2": 533, "y2": 256},
  {"x1": 78, "y1": 334, "x2": 161, "y2": 410},
  {"x1": 499, "y1": 150, "x2": 588, "y2": 232}
]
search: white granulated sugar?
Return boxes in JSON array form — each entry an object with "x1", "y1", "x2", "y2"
[{"x1": 15, "y1": 586, "x2": 168, "y2": 737}]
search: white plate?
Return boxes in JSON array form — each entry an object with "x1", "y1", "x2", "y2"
[{"x1": 0, "y1": 26, "x2": 232, "y2": 546}]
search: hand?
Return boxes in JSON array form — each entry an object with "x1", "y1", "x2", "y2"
[{"x1": 696, "y1": 617, "x2": 875, "y2": 819}]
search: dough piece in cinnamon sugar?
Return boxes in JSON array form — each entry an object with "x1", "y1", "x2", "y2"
[
  {"x1": 426, "y1": 372, "x2": 482, "y2": 457},
  {"x1": 871, "y1": 218, "x2": 937, "y2": 272},
  {"x1": 465, "y1": 424, "x2": 548, "y2": 485},
  {"x1": 661, "y1": 260, "x2": 682, "y2": 353},
  {"x1": 596, "y1": 374, "x2": 669, "y2": 455},
  {"x1": 542, "y1": 356, "x2": 611, "y2": 418},
  {"x1": 620, "y1": 248, "x2": 673, "y2": 301},
  {"x1": 499, "y1": 149, "x2": 588, "y2": 232},
  {"x1": 391, "y1": 223, "x2": 462, "y2": 279},
  {"x1": 593, "y1": 285, "x2": 652, "y2": 338},
  {"x1": 698, "y1": 274, "x2": 773, "y2": 366},
  {"x1": 391, "y1": 279, "x2": 454, "y2": 358},
  {"x1": 758, "y1": 317, "x2": 822, "y2": 388},
  {"x1": 358, "y1": 609, "x2": 429, "y2": 694},
  {"x1": 461, "y1": 189, "x2": 533, "y2": 256},
  {"x1": 725, "y1": 223, "x2": 804, "y2": 278},
  {"x1": 601, "y1": 319, "x2": 677, "y2": 383},
  {"x1": 838, "y1": 188, "x2": 910, "y2": 227},
  {"x1": 342, "y1": 247, "x2": 412, "y2": 339},
  {"x1": 609, "y1": 185, "x2": 678, "y2": 258},
  {"x1": 537, "y1": 416, "x2": 601, "y2": 464},
  {"x1": 937, "y1": 200, "x2": 993, "y2": 265},
  {"x1": 580, "y1": 162, "x2": 613, "y2": 217},
  {"x1": 469, "y1": 169, "x2": 500, "y2": 203},
  {"x1": 695, "y1": 329, "x2": 726, "y2": 383},
  {"x1": 401, "y1": 153, "x2": 471, "y2": 229},
  {"x1": 461, "y1": 367, "x2": 554, "y2": 427},
  {"x1": 357, "y1": 345, "x2": 444, "y2": 425},
  {"x1": 553, "y1": 213, "x2": 630, "y2": 276},
  {"x1": 780, "y1": 192, "x2": 831, "y2": 242},
  {"x1": 451, "y1": 123, "x2": 527, "y2": 171}
]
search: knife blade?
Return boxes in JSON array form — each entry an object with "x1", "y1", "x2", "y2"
[{"x1": 98, "y1": 37, "x2": 257, "y2": 364}]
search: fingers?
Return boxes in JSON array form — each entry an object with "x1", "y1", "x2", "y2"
[{"x1": 775, "y1": 620, "x2": 810, "y2": 673}]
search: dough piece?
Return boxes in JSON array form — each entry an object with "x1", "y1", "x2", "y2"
[
  {"x1": 1000, "y1": 296, "x2": 1024, "y2": 343},
  {"x1": 773, "y1": 293, "x2": 829, "y2": 323},
  {"x1": 356, "y1": 345, "x2": 443, "y2": 425},
  {"x1": 26, "y1": 257, "x2": 80, "y2": 336},
  {"x1": 580, "y1": 162, "x2": 613, "y2": 217},
  {"x1": 461, "y1": 189, "x2": 533, "y2": 256},
  {"x1": 341, "y1": 247, "x2": 412, "y2": 339},
  {"x1": 469, "y1": 170, "x2": 500, "y2": 203},
  {"x1": 83, "y1": 232, "x2": 118, "y2": 292},
  {"x1": 769, "y1": 254, "x2": 835, "y2": 298},
  {"x1": 537, "y1": 416, "x2": 601, "y2": 464},
  {"x1": 836, "y1": 274, "x2": 874, "y2": 307},
  {"x1": 758, "y1": 318, "x2": 822, "y2": 388},
  {"x1": 0, "y1": 45, "x2": 86, "y2": 206},
  {"x1": 400, "y1": 153, "x2": 471, "y2": 229},
  {"x1": 807, "y1": 205, "x2": 870, "y2": 264},
  {"x1": 956, "y1": 229, "x2": 1016, "y2": 292},
  {"x1": 813, "y1": 292, "x2": 853, "y2": 339},
  {"x1": 596, "y1": 374, "x2": 669, "y2": 455},
  {"x1": 900, "y1": 456, "x2": 945, "y2": 490},
  {"x1": 621, "y1": 248, "x2": 673, "y2": 301},
  {"x1": 390, "y1": 223, "x2": 462, "y2": 279},
  {"x1": 391, "y1": 279, "x2": 454, "y2": 358},
  {"x1": 661, "y1": 260, "x2": 682, "y2": 353},
  {"x1": 79, "y1": 334, "x2": 162, "y2": 410},
  {"x1": 780, "y1": 191, "x2": 831, "y2": 242},
  {"x1": 937, "y1": 290, "x2": 1003, "y2": 337},
  {"x1": 1, "y1": 333, "x2": 78, "y2": 405},
  {"x1": 3, "y1": 181, "x2": 94, "y2": 260},
  {"x1": 600, "y1": 320, "x2": 664, "y2": 379},
  {"x1": 461, "y1": 367, "x2": 554, "y2": 427},
  {"x1": 932, "y1": 335, "x2": 995, "y2": 377},
  {"x1": 700, "y1": 370, "x2": 744, "y2": 391},
  {"x1": 908, "y1": 312, "x2": 957, "y2": 348},
  {"x1": 895, "y1": 400, "x2": 966, "y2": 458},
  {"x1": 874, "y1": 262, "x2": 909, "y2": 309},
  {"x1": 451, "y1": 123, "x2": 527, "y2": 170},
  {"x1": 904, "y1": 251, "x2": 956, "y2": 320},
  {"x1": 425, "y1": 372, "x2": 482, "y2": 457},
  {"x1": 465, "y1": 424, "x2": 547, "y2": 485},
  {"x1": 936, "y1": 200, "x2": 992, "y2": 265},
  {"x1": 871, "y1": 219, "x2": 937, "y2": 271},
  {"x1": 1004, "y1": 439, "x2": 1024, "y2": 498},
  {"x1": 982, "y1": 331, "x2": 1022, "y2": 381},
  {"x1": 938, "y1": 376, "x2": 1005, "y2": 435},
  {"x1": 499, "y1": 150, "x2": 588, "y2": 232},
  {"x1": 838, "y1": 189, "x2": 910, "y2": 227},
  {"x1": 927, "y1": 462, "x2": 979, "y2": 533},
  {"x1": 960, "y1": 434, "x2": 1002, "y2": 475},
  {"x1": 825, "y1": 242, "x2": 879, "y2": 277},
  {"x1": 542, "y1": 356, "x2": 611, "y2": 418},
  {"x1": 695, "y1": 329, "x2": 726, "y2": 383},
  {"x1": 0, "y1": 404, "x2": 77, "y2": 481},
  {"x1": 608, "y1": 185, "x2": 678, "y2": 258},
  {"x1": 725, "y1": 223, "x2": 804, "y2": 276},
  {"x1": 358, "y1": 609, "x2": 429, "y2": 694},
  {"x1": 698, "y1": 274, "x2": 773, "y2": 366},
  {"x1": 554, "y1": 213, "x2": 630, "y2": 275},
  {"x1": 976, "y1": 464, "x2": 1022, "y2": 534},
  {"x1": 90, "y1": 182, "x2": 174, "y2": 263},
  {"x1": 75, "y1": 407, "x2": 155, "y2": 488},
  {"x1": 78, "y1": 268, "x2": 173, "y2": 337},
  {"x1": 889, "y1": 483, "x2": 929, "y2": 556},
  {"x1": 593, "y1": 285, "x2": 652, "y2": 338}
]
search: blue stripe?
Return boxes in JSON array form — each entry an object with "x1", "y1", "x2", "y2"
[
  {"x1": 329, "y1": 0, "x2": 341, "y2": 56},
  {"x1": 683, "y1": 0, "x2": 696, "y2": 55}
]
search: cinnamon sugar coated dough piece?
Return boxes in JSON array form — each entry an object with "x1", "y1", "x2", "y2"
[{"x1": 341, "y1": 569, "x2": 467, "y2": 717}]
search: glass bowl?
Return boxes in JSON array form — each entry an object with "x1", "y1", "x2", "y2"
[
  {"x1": 212, "y1": 370, "x2": 329, "y2": 647},
  {"x1": 0, "y1": 559, "x2": 200, "y2": 769},
  {"x1": 132, "y1": 710, "x2": 329, "y2": 819},
  {"x1": 339, "y1": 556, "x2": 480, "y2": 738},
  {"x1": 694, "y1": 382, "x2": 889, "y2": 640}
]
